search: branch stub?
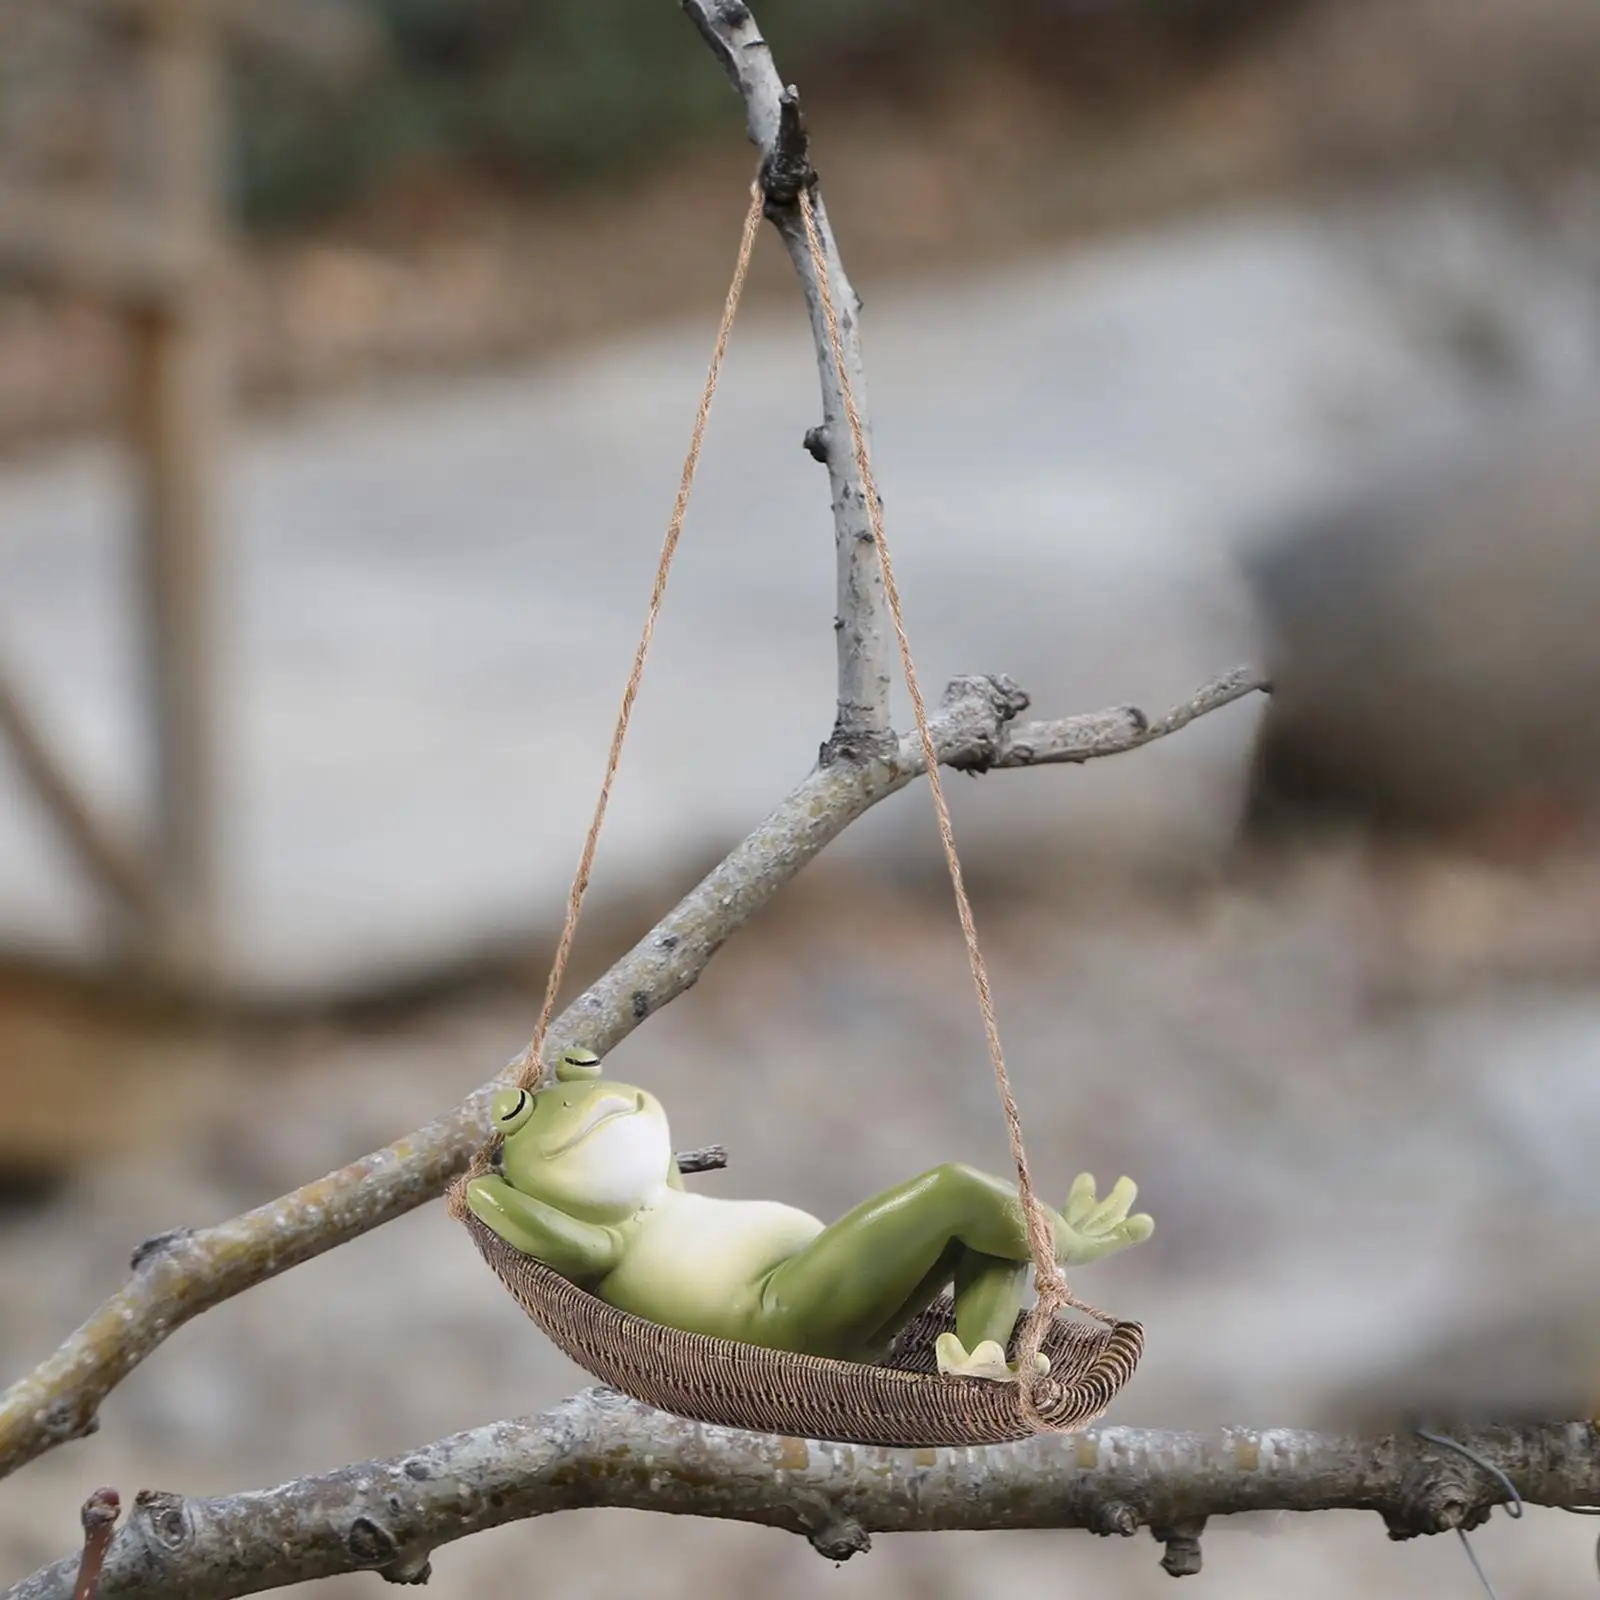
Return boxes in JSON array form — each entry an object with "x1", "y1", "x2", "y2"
[
  {"x1": 758, "y1": 86, "x2": 814, "y2": 211},
  {"x1": 806, "y1": 1517, "x2": 871, "y2": 1562},
  {"x1": 1152, "y1": 1518, "x2": 1206, "y2": 1578}
]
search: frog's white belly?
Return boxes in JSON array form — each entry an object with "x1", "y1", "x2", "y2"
[{"x1": 598, "y1": 1192, "x2": 823, "y2": 1332}]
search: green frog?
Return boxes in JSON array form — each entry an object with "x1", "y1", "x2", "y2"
[{"x1": 465, "y1": 1047, "x2": 1153, "y2": 1381}]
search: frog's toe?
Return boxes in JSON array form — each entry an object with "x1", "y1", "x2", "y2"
[
  {"x1": 936, "y1": 1334, "x2": 1039, "y2": 1383},
  {"x1": 935, "y1": 1332, "x2": 1003, "y2": 1379},
  {"x1": 967, "y1": 1340, "x2": 1014, "y2": 1380},
  {"x1": 935, "y1": 1331, "x2": 970, "y2": 1376}
]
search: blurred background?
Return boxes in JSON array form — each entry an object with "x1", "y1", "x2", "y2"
[{"x1": 5, "y1": 0, "x2": 1600, "y2": 1595}]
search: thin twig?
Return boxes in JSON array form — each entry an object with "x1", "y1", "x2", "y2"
[
  {"x1": 71, "y1": 1489, "x2": 119, "y2": 1600},
  {"x1": 672, "y1": 1144, "x2": 729, "y2": 1175},
  {"x1": 991, "y1": 666, "x2": 1269, "y2": 770},
  {"x1": 0, "y1": 668, "x2": 1264, "y2": 1483},
  {"x1": 7, "y1": 1396, "x2": 1586, "y2": 1600}
]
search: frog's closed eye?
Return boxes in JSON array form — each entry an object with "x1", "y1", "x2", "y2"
[
  {"x1": 490, "y1": 1086, "x2": 536, "y2": 1135},
  {"x1": 555, "y1": 1047, "x2": 603, "y2": 1084}
]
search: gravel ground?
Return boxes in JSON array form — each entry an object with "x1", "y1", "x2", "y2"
[{"x1": 5, "y1": 846, "x2": 1600, "y2": 1597}]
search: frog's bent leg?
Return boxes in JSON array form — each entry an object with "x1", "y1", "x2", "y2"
[
  {"x1": 465, "y1": 1175, "x2": 623, "y2": 1285},
  {"x1": 850, "y1": 1246, "x2": 1030, "y2": 1362},
  {"x1": 953, "y1": 1251, "x2": 1031, "y2": 1352},
  {"x1": 752, "y1": 1163, "x2": 1149, "y2": 1363}
]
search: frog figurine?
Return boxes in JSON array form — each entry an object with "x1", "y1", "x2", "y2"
[{"x1": 465, "y1": 1047, "x2": 1153, "y2": 1382}]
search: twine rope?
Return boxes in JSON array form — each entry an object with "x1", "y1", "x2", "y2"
[
  {"x1": 796, "y1": 185, "x2": 1106, "y2": 1429},
  {"x1": 521, "y1": 182, "x2": 763, "y2": 1088},
  {"x1": 452, "y1": 173, "x2": 1102, "y2": 1436},
  {"x1": 528, "y1": 184, "x2": 764, "y2": 1088}
]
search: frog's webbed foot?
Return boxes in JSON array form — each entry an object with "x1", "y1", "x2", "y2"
[
  {"x1": 1058, "y1": 1173, "x2": 1154, "y2": 1266},
  {"x1": 934, "y1": 1332, "x2": 1050, "y2": 1384}
]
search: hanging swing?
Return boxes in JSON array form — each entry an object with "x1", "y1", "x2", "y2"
[{"x1": 445, "y1": 181, "x2": 1145, "y2": 1451}]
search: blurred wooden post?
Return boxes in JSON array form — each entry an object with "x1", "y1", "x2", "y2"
[
  {"x1": 0, "y1": 0, "x2": 373, "y2": 991},
  {"x1": 124, "y1": 0, "x2": 225, "y2": 983}
]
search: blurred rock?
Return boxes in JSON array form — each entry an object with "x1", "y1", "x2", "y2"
[
  {"x1": 3, "y1": 185, "x2": 1600, "y2": 998},
  {"x1": 1242, "y1": 408, "x2": 1600, "y2": 843},
  {"x1": 1317, "y1": 1224, "x2": 1600, "y2": 1431}
]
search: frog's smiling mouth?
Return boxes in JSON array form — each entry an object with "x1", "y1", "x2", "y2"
[{"x1": 545, "y1": 1091, "x2": 645, "y2": 1158}]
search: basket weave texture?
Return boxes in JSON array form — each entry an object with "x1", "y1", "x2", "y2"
[{"x1": 465, "y1": 1212, "x2": 1143, "y2": 1448}]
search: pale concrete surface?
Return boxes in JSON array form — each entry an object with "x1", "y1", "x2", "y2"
[{"x1": 0, "y1": 184, "x2": 1596, "y2": 996}]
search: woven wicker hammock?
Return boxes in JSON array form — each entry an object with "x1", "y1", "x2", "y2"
[{"x1": 465, "y1": 1210, "x2": 1144, "y2": 1449}]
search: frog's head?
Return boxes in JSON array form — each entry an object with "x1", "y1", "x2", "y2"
[{"x1": 492, "y1": 1047, "x2": 673, "y2": 1218}]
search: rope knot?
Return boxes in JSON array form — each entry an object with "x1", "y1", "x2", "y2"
[{"x1": 1034, "y1": 1268, "x2": 1070, "y2": 1314}]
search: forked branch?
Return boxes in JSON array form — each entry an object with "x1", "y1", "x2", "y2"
[{"x1": 0, "y1": 669, "x2": 1265, "y2": 1483}]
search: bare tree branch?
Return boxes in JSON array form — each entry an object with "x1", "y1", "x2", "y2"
[
  {"x1": 0, "y1": 0, "x2": 1268, "y2": 1492},
  {"x1": 7, "y1": 1390, "x2": 1592, "y2": 1600},
  {"x1": 0, "y1": 12, "x2": 1292, "y2": 1600},
  {"x1": 683, "y1": 0, "x2": 894, "y2": 758},
  {"x1": 0, "y1": 668, "x2": 1264, "y2": 1484},
  {"x1": 0, "y1": 0, "x2": 1272, "y2": 1494},
  {"x1": 0, "y1": 12, "x2": 1300, "y2": 1599},
  {"x1": 992, "y1": 666, "x2": 1270, "y2": 769}
]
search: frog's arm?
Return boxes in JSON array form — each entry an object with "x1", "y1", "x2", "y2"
[{"x1": 465, "y1": 1175, "x2": 623, "y2": 1282}]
